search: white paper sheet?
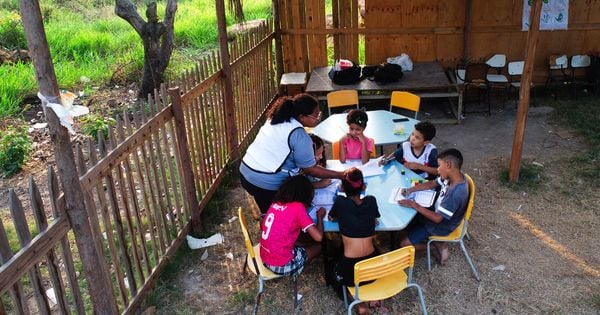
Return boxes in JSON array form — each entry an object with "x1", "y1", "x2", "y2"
[{"x1": 389, "y1": 186, "x2": 436, "y2": 207}]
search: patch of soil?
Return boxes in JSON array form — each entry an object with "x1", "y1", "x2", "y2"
[{"x1": 146, "y1": 100, "x2": 600, "y2": 314}]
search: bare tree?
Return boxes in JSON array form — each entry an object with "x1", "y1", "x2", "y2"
[{"x1": 116, "y1": 0, "x2": 176, "y2": 98}]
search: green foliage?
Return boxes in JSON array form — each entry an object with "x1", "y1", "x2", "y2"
[
  {"x1": 0, "y1": 126, "x2": 32, "y2": 177},
  {"x1": 0, "y1": 11, "x2": 27, "y2": 50},
  {"x1": 0, "y1": 0, "x2": 272, "y2": 118},
  {"x1": 80, "y1": 113, "x2": 116, "y2": 141},
  {"x1": 500, "y1": 162, "x2": 544, "y2": 191}
]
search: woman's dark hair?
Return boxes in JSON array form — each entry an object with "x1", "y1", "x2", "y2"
[
  {"x1": 272, "y1": 175, "x2": 315, "y2": 208},
  {"x1": 346, "y1": 109, "x2": 368, "y2": 128},
  {"x1": 341, "y1": 168, "x2": 364, "y2": 197},
  {"x1": 309, "y1": 133, "x2": 327, "y2": 167},
  {"x1": 268, "y1": 93, "x2": 319, "y2": 125}
]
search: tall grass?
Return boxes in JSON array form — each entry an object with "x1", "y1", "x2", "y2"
[{"x1": 0, "y1": 0, "x2": 272, "y2": 118}]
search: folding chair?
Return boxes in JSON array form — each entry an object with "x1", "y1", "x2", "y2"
[
  {"x1": 569, "y1": 54, "x2": 592, "y2": 98},
  {"x1": 332, "y1": 140, "x2": 377, "y2": 160},
  {"x1": 507, "y1": 61, "x2": 535, "y2": 105},
  {"x1": 485, "y1": 54, "x2": 509, "y2": 106},
  {"x1": 389, "y1": 91, "x2": 420, "y2": 119},
  {"x1": 545, "y1": 54, "x2": 569, "y2": 99},
  {"x1": 343, "y1": 246, "x2": 427, "y2": 315},
  {"x1": 327, "y1": 90, "x2": 359, "y2": 115},
  {"x1": 458, "y1": 63, "x2": 490, "y2": 116},
  {"x1": 426, "y1": 174, "x2": 480, "y2": 281},
  {"x1": 238, "y1": 207, "x2": 299, "y2": 314}
]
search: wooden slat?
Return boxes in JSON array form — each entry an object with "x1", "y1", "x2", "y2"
[
  {"x1": 79, "y1": 106, "x2": 174, "y2": 191},
  {"x1": 29, "y1": 177, "x2": 70, "y2": 314},
  {"x1": 98, "y1": 136, "x2": 138, "y2": 296},
  {"x1": 0, "y1": 208, "x2": 69, "y2": 297},
  {"x1": 115, "y1": 117, "x2": 151, "y2": 278},
  {"x1": 86, "y1": 140, "x2": 129, "y2": 306},
  {"x1": 0, "y1": 217, "x2": 29, "y2": 315},
  {"x1": 47, "y1": 167, "x2": 85, "y2": 314},
  {"x1": 9, "y1": 189, "x2": 51, "y2": 315}
]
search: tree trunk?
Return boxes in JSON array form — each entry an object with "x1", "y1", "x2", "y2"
[{"x1": 115, "y1": 0, "x2": 177, "y2": 98}]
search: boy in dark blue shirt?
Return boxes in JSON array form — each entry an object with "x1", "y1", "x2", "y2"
[{"x1": 398, "y1": 148, "x2": 469, "y2": 265}]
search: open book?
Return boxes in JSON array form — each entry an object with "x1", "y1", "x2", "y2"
[{"x1": 388, "y1": 186, "x2": 436, "y2": 207}]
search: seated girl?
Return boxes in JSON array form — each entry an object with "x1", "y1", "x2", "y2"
[
  {"x1": 328, "y1": 168, "x2": 380, "y2": 314},
  {"x1": 339, "y1": 109, "x2": 374, "y2": 164},
  {"x1": 260, "y1": 175, "x2": 325, "y2": 276}
]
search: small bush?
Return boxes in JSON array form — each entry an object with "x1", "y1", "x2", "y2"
[
  {"x1": 0, "y1": 126, "x2": 32, "y2": 177},
  {"x1": 0, "y1": 11, "x2": 27, "y2": 50},
  {"x1": 80, "y1": 114, "x2": 116, "y2": 141},
  {"x1": 500, "y1": 162, "x2": 544, "y2": 191}
]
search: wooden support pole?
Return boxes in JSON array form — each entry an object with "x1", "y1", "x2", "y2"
[
  {"x1": 273, "y1": 0, "x2": 284, "y2": 84},
  {"x1": 19, "y1": 0, "x2": 118, "y2": 313},
  {"x1": 169, "y1": 87, "x2": 201, "y2": 233},
  {"x1": 462, "y1": 0, "x2": 472, "y2": 67},
  {"x1": 509, "y1": 0, "x2": 543, "y2": 183},
  {"x1": 216, "y1": 0, "x2": 240, "y2": 162}
]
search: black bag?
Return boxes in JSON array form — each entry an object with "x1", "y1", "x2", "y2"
[
  {"x1": 372, "y1": 63, "x2": 404, "y2": 84},
  {"x1": 328, "y1": 60, "x2": 362, "y2": 85}
]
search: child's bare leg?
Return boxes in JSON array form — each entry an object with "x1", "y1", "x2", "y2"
[{"x1": 435, "y1": 243, "x2": 449, "y2": 265}]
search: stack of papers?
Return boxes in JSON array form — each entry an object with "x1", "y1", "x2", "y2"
[
  {"x1": 309, "y1": 179, "x2": 339, "y2": 221},
  {"x1": 388, "y1": 186, "x2": 436, "y2": 207},
  {"x1": 326, "y1": 157, "x2": 385, "y2": 177}
]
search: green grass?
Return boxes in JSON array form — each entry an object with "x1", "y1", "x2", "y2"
[
  {"x1": 0, "y1": 0, "x2": 272, "y2": 118},
  {"x1": 548, "y1": 96, "x2": 600, "y2": 184},
  {"x1": 500, "y1": 161, "x2": 544, "y2": 191}
]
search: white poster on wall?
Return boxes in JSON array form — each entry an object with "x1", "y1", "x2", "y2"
[{"x1": 522, "y1": 0, "x2": 569, "y2": 31}]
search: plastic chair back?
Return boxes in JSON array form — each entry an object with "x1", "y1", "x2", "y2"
[
  {"x1": 389, "y1": 91, "x2": 420, "y2": 119},
  {"x1": 354, "y1": 246, "x2": 415, "y2": 286},
  {"x1": 238, "y1": 208, "x2": 261, "y2": 272},
  {"x1": 508, "y1": 61, "x2": 524, "y2": 76},
  {"x1": 571, "y1": 55, "x2": 591, "y2": 68},
  {"x1": 332, "y1": 140, "x2": 376, "y2": 160},
  {"x1": 464, "y1": 174, "x2": 475, "y2": 222},
  {"x1": 327, "y1": 90, "x2": 359, "y2": 114},
  {"x1": 486, "y1": 54, "x2": 507, "y2": 68}
]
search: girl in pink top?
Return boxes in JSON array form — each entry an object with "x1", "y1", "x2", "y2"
[
  {"x1": 339, "y1": 109, "x2": 374, "y2": 164},
  {"x1": 260, "y1": 175, "x2": 326, "y2": 276}
]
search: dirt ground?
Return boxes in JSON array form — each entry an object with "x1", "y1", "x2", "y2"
[{"x1": 145, "y1": 99, "x2": 600, "y2": 314}]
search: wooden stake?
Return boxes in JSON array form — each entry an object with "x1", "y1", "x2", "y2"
[{"x1": 509, "y1": 0, "x2": 543, "y2": 183}]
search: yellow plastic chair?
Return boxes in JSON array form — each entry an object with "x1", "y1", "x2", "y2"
[
  {"x1": 426, "y1": 174, "x2": 480, "y2": 281},
  {"x1": 332, "y1": 140, "x2": 376, "y2": 160},
  {"x1": 327, "y1": 90, "x2": 359, "y2": 115},
  {"x1": 238, "y1": 207, "x2": 299, "y2": 314},
  {"x1": 389, "y1": 91, "x2": 420, "y2": 119},
  {"x1": 343, "y1": 246, "x2": 427, "y2": 315}
]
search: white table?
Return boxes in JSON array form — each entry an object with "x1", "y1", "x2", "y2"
[
  {"x1": 308, "y1": 110, "x2": 418, "y2": 146},
  {"x1": 312, "y1": 159, "x2": 425, "y2": 232}
]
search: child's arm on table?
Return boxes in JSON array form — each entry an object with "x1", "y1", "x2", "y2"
[
  {"x1": 404, "y1": 161, "x2": 438, "y2": 176},
  {"x1": 307, "y1": 207, "x2": 325, "y2": 242},
  {"x1": 398, "y1": 199, "x2": 442, "y2": 223}
]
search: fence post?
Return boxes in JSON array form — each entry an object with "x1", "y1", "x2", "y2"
[
  {"x1": 169, "y1": 87, "x2": 201, "y2": 233},
  {"x1": 216, "y1": 0, "x2": 240, "y2": 162},
  {"x1": 19, "y1": 0, "x2": 118, "y2": 312}
]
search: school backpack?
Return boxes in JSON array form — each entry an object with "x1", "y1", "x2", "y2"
[
  {"x1": 328, "y1": 59, "x2": 363, "y2": 85},
  {"x1": 371, "y1": 63, "x2": 404, "y2": 84}
]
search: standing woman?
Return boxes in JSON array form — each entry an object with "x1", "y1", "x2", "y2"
[{"x1": 240, "y1": 93, "x2": 347, "y2": 214}]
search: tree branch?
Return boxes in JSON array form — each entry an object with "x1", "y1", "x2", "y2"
[
  {"x1": 115, "y1": 0, "x2": 145, "y2": 35},
  {"x1": 160, "y1": 0, "x2": 177, "y2": 71}
]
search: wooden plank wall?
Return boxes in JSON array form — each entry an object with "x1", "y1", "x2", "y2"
[{"x1": 280, "y1": 0, "x2": 600, "y2": 82}]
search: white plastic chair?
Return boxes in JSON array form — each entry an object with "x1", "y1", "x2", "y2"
[{"x1": 508, "y1": 61, "x2": 535, "y2": 104}]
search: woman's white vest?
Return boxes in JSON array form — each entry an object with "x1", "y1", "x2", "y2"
[
  {"x1": 401, "y1": 142, "x2": 436, "y2": 178},
  {"x1": 242, "y1": 118, "x2": 304, "y2": 174}
]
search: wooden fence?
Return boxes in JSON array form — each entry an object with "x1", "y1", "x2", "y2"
[
  {"x1": 0, "y1": 21, "x2": 277, "y2": 314},
  {"x1": 279, "y1": 0, "x2": 600, "y2": 82}
]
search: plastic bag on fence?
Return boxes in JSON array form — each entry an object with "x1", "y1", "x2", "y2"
[{"x1": 387, "y1": 53, "x2": 414, "y2": 71}]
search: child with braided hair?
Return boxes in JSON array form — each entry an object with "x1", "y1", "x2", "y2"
[{"x1": 339, "y1": 109, "x2": 374, "y2": 164}]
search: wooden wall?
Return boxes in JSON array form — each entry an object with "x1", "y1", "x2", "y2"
[{"x1": 279, "y1": 0, "x2": 600, "y2": 82}]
